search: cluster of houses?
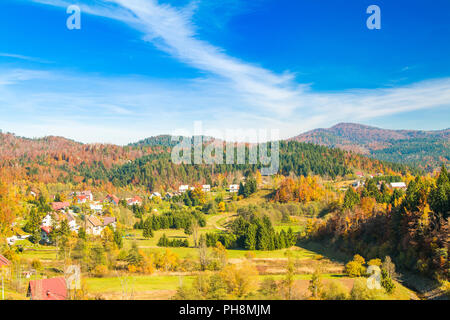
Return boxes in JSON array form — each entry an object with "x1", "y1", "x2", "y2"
[
  {"x1": 5, "y1": 190, "x2": 146, "y2": 247},
  {"x1": 176, "y1": 184, "x2": 240, "y2": 194},
  {"x1": 1, "y1": 253, "x2": 68, "y2": 300},
  {"x1": 351, "y1": 180, "x2": 407, "y2": 190},
  {"x1": 37, "y1": 190, "x2": 144, "y2": 241}
]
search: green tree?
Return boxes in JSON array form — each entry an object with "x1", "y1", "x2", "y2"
[{"x1": 343, "y1": 187, "x2": 360, "y2": 209}]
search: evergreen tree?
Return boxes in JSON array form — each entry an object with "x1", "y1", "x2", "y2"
[{"x1": 343, "y1": 187, "x2": 360, "y2": 209}]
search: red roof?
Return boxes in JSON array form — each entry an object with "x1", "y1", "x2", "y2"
[
  {"x1": 104, "y1": 194, "x2": 119, "y2": 204},
  {"x1": 103, "y1": 216, "x2": 116, "y2": 226},
  {"x1": 51, "y1": 202, "x2": 70, "y2": 211},
  {"x1": 127, "y1": 195, "x2": 143, "y2": 204},
  {"x1": 0, "y1": 254, "x2": 11, "y2": 267},
  {"x1": 28, "y1": 277, "x2": 67, "y2": 300},
  {"x1": 41, "y1": 226, "x2": 52, "y2": 234}
]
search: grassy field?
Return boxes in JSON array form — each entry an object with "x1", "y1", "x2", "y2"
[
  {"x1": 86, "y1": 274, "x2": 195, "y2": 293},
  {"x1": 124, "y1": 227, "x2": 317, "y2": 260},
  {"x1": 83, "y1": 272, "x2": 418, "y2": 300}
]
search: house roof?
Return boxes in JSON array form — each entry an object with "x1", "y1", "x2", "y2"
[
  {"x1": 77, "y1": 195, "x2": 89, "y2": 201},
  {"x1": 127, "y1": 195, "x2": 143, "y2": 204},
  {"x1": 103, "y1": 217, "x2": 116, "y2": 226},
  {"x1": 88, "y1": 215, "x2": 103, "y2": 227},
  {"x1": 390, "y1": 182, "x2": 407, "y2": 188},
  {"x1": 51, "y1": 202, "x2": 70, "y2": 211},
  {"x1": 0, "y1": 254, "x2": 11, "y2": 267},
  {"x1": 41, "y1": 226, "x2": 52, "y2": 234},
  {"x1": 28, "y1": 277, "x2": 67, "y2": 300},
  {"x1": 104, "y1": 194, "x2": 119, "y2": 204}
]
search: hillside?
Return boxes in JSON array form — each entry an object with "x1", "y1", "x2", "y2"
[
  {"x1": 289, "y1": 123, "x2": 450, "y2": 170},
  {"x1": 0, "y1": 130, "x2": 414, "y2": 190}
]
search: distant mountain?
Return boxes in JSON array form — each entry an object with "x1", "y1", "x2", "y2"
[
  {"x1": 289, "y1": 123, "x2": 450, "y2": 170},
  {"x1": 0, "y1": 129, "x2": 415, "y2": 189}
]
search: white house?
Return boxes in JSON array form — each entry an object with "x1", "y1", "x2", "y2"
[
  {"x1": 179, "y1": 185, "x2": 189, "y2": 193},
  {"x1": 66, "y1": 213, "x2": 79, "y2": 233},
  {"x1": 390, "y1": 182, "x2": 407, "y2": 189},
  {"x1": 90, "y1": 202, "x2": 103, "y2": 213},
  {"x1": 228, "y1": 184, "x2": 240, "y2": 193},
  {"x1": 77, "y1": 190, "x2": 93, "y2": 201},
  {"x1": 352, "y1": 181, "x2": 362, "y2": 188},
  {"x1": 202, "y1": 185, "x2": 211, "y2": 192},
  {"x1": 41, "y1": 213, "x2": 53, "y2": 227},
  {"x1": 86, "y1": 216, "x2": 104, "y2": 236},
  {"x1": 149, "y1": 193, "x2": 160, "y2": 200}
]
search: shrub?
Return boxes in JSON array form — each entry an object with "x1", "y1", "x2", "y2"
[
  {"x1": 321, "y1": 281, "x2": 349, "y2": 300},
  {"x1": 92, "y1": 265, "x2": 109, "y2": 277}
]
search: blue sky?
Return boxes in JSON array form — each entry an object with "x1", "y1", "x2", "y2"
[{"x1": 0, "y1": 0, "x2": 449, "y2": 144}]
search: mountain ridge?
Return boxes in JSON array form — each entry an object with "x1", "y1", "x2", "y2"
[{"x1": 289, "y1": 123, "x2": 449, "y2": 170}]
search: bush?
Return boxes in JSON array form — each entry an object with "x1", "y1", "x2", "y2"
[
  {"x1": 92, "y1": 265, "x2": 109, "y2": 277},
  {"x1": 321, "y1": 281, "x2": 349, "y2": 300},
  {"x1": 349, "y1": 279, "x2": 384, "y2": 300}
]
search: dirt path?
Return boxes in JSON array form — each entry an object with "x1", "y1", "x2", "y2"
[{"x1": 206, "y1": 213, "x2": 235, "y2": 231}]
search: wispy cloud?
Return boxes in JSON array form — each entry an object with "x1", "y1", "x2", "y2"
[
  {"x1": 4, "y1": 0, "x2": 449, "y2": 143},
  {"x1": 0, "y1": 52, "x2": 52, "y2": 64}
]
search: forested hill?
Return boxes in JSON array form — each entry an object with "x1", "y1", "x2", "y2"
[
  {"x1": 0, "y1": 130, "x2": 415, "y2": 190},
  {"x1": 128, "y1": 135, "x2": 217, "y2": 148},
  {"x1": 289, "y1": 123, "x2": 449, "y2": 171}
]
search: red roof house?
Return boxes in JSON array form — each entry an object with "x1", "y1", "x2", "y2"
[
  {"x1": 51, "y1": 202, "x2": 70, "y2": 211},
  {"x1": 104, "y1": 194, "x2": 120, "y2": 205},
  {"x1": 0, "y1": 254, "x2": 11, "y2": 267},
  {"x1": 127, "y1": 195, "x2": 143, "y2": 206},
  {"x1": 27, "y1": 277, "x2": 67, "y2": 300}
]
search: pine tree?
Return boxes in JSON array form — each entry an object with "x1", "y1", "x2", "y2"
[{"x1": 343, "y1": 187, "x2": 360, "y2": 209}]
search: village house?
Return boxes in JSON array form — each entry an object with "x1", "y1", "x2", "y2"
[
  {"x1": 0, "y1": 254, "x2": 11, "y2": 268},
  {"x1": 41, "y1": 213, "x2": 53, "y2": 227},
  {"x1": 71, "y1": 190, "x2": 93, "y2": 201},
  {"x1": 352, "y1": 180, "x2": 362, "y2": 188},
  {"x1": 390, "y1": 182, "x2": 407, "y2": 189},
  {"x1": 179, "y1": 185, "x2": 189, "y2": 193},
  {"x1": 27, "y1": 277, "x2": 67, "y2": 300},
  {"x1": 66, "y1": 213, "x2": 79, "y2": 233},
  {"x1": 103, "y1": 216, "x2": 117, "y2": 230},
  {"x1": 90, "y1": 202, "x2": 103, "y2": 213},
  {"x1": 202, "y1": 184, "x2": 211, "y2": 192},
  {"x1": 86, "y1": 215, "x2": 104, "y2": 236},
  {"x1": 228, "y1": 184, "x2": 240, "y2": 193},
  {"x1": 76, "y1": 194, "x2": 90, "y2": 204},
  {"x1": 103, "y1": 194, "x2": 120, "y2": 205},
  {"x1": 40, "y1": 226, "x2": 52, "y2": 244},
  {"x1": 51, "y1": 202, "x2": 70, "y2": 212},
  {"x1": 127, "y1": 195, "x2": 143, "y2": 206},
  {"x1": 150, "y1": 192, "x2": 162, "y2": 200},
  {"x1": 355, "y1": 171, "x2": 364, "y2": 178}
]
